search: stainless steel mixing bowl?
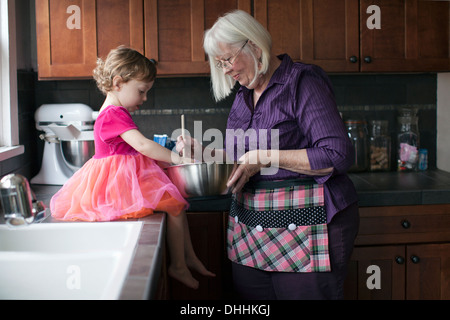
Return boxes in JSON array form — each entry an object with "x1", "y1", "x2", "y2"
[
  {"x1": 166, "y1": 162, "x2": 235, "y2": 198},
  {"x1": 60, "y1": 140, "x2": 95, "y2": 171}
]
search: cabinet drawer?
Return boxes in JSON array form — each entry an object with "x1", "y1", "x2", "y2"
[{"x1": 355, "y1": 204, "x2": 450, "y2": 245}]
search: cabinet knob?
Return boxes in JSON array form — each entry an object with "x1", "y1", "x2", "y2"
[
  {"x1": 395, "y1": 256, "x2": 405, "y2": 264},
  {"x1": 349, "y1": 56, "x2": 358, "y2": 63},
  {"x1": 401, "y1": 219, "x2": 411, "y2": 229},
  {"x1": 410, "y1": 255, "x2": 421, "y2": 264},
  {"x1": 149, "y1": 58, "x2": 158, "y2": 66},
  {"x1": 364, "y1": 56, "x2": 372, "y2": 63}
]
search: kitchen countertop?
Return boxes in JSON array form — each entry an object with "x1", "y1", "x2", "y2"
[
  {"x1": 349, "y1": 169, "x2": 450, "y2": 207},
  {"x1": 32, "y1": 169, "x2": 450, "y2": 212},
  {"x1": 23, "y1": 169, "x2": 450, "y2": 299},
  {"x1": 187, "y1": 169, "x2": 450, "y2": 211}
]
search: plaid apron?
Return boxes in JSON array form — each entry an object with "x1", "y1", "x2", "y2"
[{"x1": 227, "y1": 179, "x2": 331, "y2": 273}]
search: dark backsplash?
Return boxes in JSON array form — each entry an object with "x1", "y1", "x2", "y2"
[{"x1": 8, "y1": 70, "x2": 437, "y2": 180}]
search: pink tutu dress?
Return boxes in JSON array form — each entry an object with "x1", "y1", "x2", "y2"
[{"x1": 50, "y1": 105, "x2": 188, "y2": 221}]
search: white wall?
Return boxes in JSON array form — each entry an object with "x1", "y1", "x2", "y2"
[{"x1": 437, "y1": 73, "x2": 450, "y2": 172}]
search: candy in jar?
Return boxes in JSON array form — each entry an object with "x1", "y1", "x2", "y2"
[{"x1": 397, "y1": 113, "x2": 419, "y2": 171}]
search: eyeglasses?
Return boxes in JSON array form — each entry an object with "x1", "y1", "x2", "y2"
[{"x1": 215, "y1": 40, "x2": 249, "y2": 70}]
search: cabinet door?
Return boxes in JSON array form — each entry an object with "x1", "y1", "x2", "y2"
[
  {"x1": 406, "y1": 244, "x2": 450, "y2": 300},
  {"x1": 360, "y1": 0, "x2": 450, "y2": 72},
  {"x1": 36, "y1": 0, "x2": 97, "y2": 79},
  {"x1": 253, "y1": 0, "x2": 360, "y2": 72},
  {"x1": 96, "y1": 0, "x2": 144, "y2": 59},
  {"x1": 144, "y1": 0, "x2": 251, "y2": 76},
  {"x1": 344, "y1": 246, "x2": 406, "y2": 300},
  {"x1": 36, "y1": 0, "x2": 144, "y2": 80}
]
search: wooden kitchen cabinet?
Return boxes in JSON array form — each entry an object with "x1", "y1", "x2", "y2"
[
  {"x1": 36, "y1": 0, "x2": 144, "y2": 80},
  {"x1": 406, "y1": 243, "x2": 450, "y2": 300},
  {"x1": 36, "y1": 0, "x2": 450, "y2": 79},
  {"x1": 35, "y1": 0, "x2": 251, "y2": 79},
  {"x1": 254, "y1": 0, "x2": 450, "y2": 73},
  {"x1": 360, "y1": 0, "x2": 450, "y2": 72},
  {"x1": 344, "y1": 204, "x2": 450, "y2": 300},
  {"x1": 253, "y1": 0, "x2": 360, "y2": 72},
  {"x1": 345, "y1": 245, "x2": 406, "y2": 299},
  {"x1": 144, "y1": 0, "x2": 251, "y2": 76}
]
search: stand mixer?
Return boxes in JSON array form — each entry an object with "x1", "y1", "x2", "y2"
[{"x1": 31, "y1": 104, "x2": 98, "y2": 185}]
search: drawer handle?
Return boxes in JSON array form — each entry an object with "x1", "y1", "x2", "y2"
[
  {"x1": 401, "y1": 220, "x2": 411, "y2": 229},
  {"x1": 410, "y1": 255, "x2": 420, "y2": 264},
  {"x1": 395, "y1": 256, "x2": 405, "y2": 264},
  {"x1": 349, "y1": 56, "x2": 358, "y2": 63}
]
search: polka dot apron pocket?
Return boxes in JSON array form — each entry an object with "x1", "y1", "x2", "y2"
[{"x1": 227, "y1": 179, "x2": 330, "y2": 272}]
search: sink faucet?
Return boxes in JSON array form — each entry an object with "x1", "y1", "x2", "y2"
[{"x1": 0, "y1": 174, "x2": 47, "y2": 227}]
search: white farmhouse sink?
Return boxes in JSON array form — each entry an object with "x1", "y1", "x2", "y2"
[
  {"x1": 0, "y1": 222, "x2": 141, "y2": 252},
  {"x1": 0, "y1": 222, "x2": 142, "y2": 300}
]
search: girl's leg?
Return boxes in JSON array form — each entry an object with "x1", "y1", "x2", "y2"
[
  {"x1": 180, "y1": 212, "x2": 216, "y2": 277},
  {"x1": 166, "y1": 213, "x2": 199, "y2": 289}
]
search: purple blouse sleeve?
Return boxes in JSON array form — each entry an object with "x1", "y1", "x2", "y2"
[{"x1": 295, "y1": 66, "x2": 354, "y2": 183}]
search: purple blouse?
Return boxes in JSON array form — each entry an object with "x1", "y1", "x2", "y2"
[{"x1": 226, "y1": 54, "x2": 358, "y2": 221}]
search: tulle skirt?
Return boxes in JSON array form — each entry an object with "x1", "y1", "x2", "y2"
[{"x1": 50, "y1": 154, "x2": 188, "y2": 221}]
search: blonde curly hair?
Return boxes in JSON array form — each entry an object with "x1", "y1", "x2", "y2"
[{"x1": 93, "y1": 46, "x2": 157, "y2": 95}]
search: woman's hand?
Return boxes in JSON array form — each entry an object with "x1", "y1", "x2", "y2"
[{"x1": 226, "y1": 150, "x2": 270, "y2": 193}]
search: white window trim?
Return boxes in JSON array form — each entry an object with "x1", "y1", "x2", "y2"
[{"x1": 0, "y1": 0, "x2": 24, "y2": 161}]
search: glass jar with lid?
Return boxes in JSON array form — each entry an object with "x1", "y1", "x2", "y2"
[
  {"x1": 345, "y1": 120, "x2": 369, "y2": 172},
  {"x1": 397, "y1": 110, "x2": 419, "y2": 171},
  {"x1": 369, "y1": 120, "x2": 391, "y2": 171}
]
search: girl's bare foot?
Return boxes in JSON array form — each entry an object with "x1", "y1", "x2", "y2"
[
  {"x1": 168, "y1": 265, "x2": 199, "y2": 289},
  {"x1": 187, "y1": 257, "x2": 216, "y2": 277}
]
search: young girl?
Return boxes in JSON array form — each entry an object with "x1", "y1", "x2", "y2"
[{"x1": 50, "y1": 46, "x2": 214, "y2": 289}]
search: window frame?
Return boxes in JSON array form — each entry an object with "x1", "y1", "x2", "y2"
[{"x1": 0, "y1": 0, "x2": 24, "y2": 161}]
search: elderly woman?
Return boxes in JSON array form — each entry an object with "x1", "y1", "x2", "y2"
[{"x1": 179, "y1": 10, "x2": 359, "y2": 300}]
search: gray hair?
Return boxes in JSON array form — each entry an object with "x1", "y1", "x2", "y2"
[{"x1": 204, "y1": 10, "x2": 272, "y2": 101}]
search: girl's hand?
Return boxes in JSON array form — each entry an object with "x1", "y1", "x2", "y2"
[
  {"x1": 226, "y1": 150, "x2": 270, "y2": 193},
  {"x1": 176, "y1": 135, "x2": 202, "y2": 161},
  {"x1": 180, "y1": 157, "x2": 194, "y2": 164},
  {"x1": 169, "y1": 152, "x2": 194, "y2": 165}
]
